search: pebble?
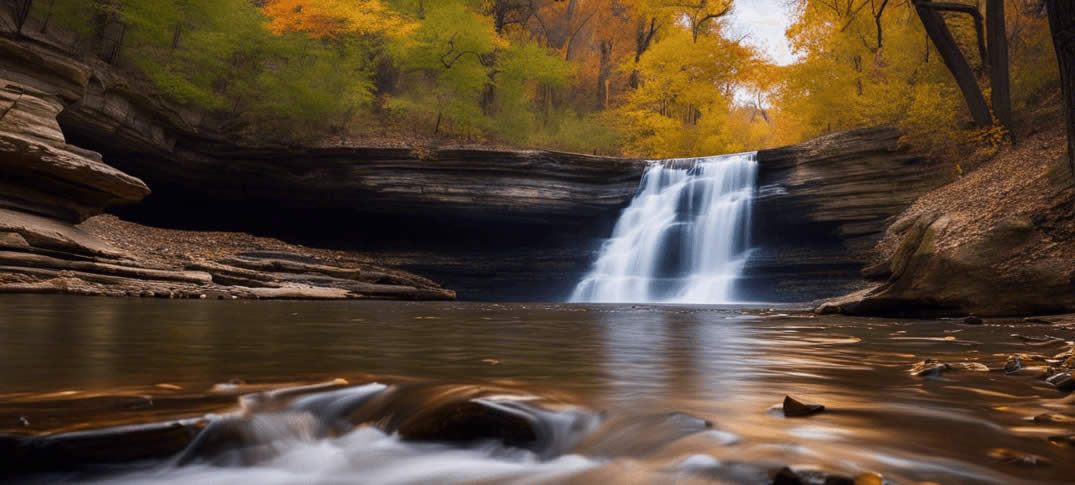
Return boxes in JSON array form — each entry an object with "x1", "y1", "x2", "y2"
[
  {"x1": 782, "y1": 395, "x2": 825, "y2": 417},
  {"x1": 771, "y1": 467, "x2": 803, "y2": 485},
  {"x1": 1004, "y1": 357, "x2": 1022, "y2": 375},
  {"x1": 1029, "y1": 413, "x2": 1070, "y2": 423},
  {"x1": 963, "y1": 316, "x2": 984, "y2": 325},
  {"x1": 1023, "y1": 317, "x2": 1054, "y2": 325},
  {"x1": 1045, "y1": 372, "x2": 1074, "y2": 392},
  {"x1": 1047, "y1": 434, "x2": 1075, "y2": 447},
  {"x1": 987, "y1": 447, "x2": 1050, "y2": 466},
  {"x1": 911, "y1": 360, "x2": 950, "y2": 377},
  {"x1": 910, "y1": 359, "x2": 987, "y2": 376}
]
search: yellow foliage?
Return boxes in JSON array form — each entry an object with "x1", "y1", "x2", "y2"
[
  {"x1": 611, "y1": 27, "x2": 759, "y2": 158},
  {"x1": 261, "y1": 0, "x2": 415, "y2": 38},
  {"x1": 774, "y1": 0, "x2": 1060, "y2": 155}
]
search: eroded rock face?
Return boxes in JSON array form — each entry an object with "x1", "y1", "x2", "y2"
[
  {"x1": 818, "y1": 209, "x2": 1075, "y2": 317},
  {"x1": 0, "y1": 31, "x2": 944, "y2": 302},
  {"x1": 0, "y1": 81, "x2": 150, "y2": 223},
  {"x1": 0, "y1": 35, "x2": 454, "y2": 301},
  {"x1": 816, "y1": 131, "x2": 1075, "y2": 317},
  {"x1": 743, "y1": 127, "x2": 944, "y2": 302}
]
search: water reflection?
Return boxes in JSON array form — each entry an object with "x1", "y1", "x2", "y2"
[{"x1": 1, "y1": 296, "x2": 1073, "y2": 484}]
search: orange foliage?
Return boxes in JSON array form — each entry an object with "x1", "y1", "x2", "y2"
[{"x1": 261, "y1": 0, "x2": 413, "y2": 38}]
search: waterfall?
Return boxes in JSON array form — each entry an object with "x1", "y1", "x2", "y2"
[{"x1": 570, "y1": 152, "x2": 757, "y2": 304}]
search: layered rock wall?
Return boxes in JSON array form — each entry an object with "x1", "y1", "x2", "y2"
[
  {"x1": 0, "y1": 25, "x2": 943, "y2": 303},
  {"x1": 0, "y1": 32, "x2": 453, "y2": 301},
  {"x1": 816, "y1": 128, "x2": 1075, "y2": 317},
  {"x1": 745, "y1": 127, "x2": 944, "y2": 301}
]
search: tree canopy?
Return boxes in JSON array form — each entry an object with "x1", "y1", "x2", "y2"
[{"x1": 24, "y1": 0, "x2": 1061, "y2": 157}]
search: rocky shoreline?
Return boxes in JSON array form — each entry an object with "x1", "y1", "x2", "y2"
[{"x1": 0, "y1": 214, "x2": 454, "y2": 301}]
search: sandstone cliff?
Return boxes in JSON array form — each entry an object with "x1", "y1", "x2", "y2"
[
  {"x1": 1, "y1": 23, "x2": 972, "y2": 306},
  {"x1": 1, "y1": 23, "x2": 951, "y2": 302},
  {"x1": 0, "y1": 32, "x2": 453, "y2": 301},
  {"x1": 817, "y1": 128, "x2": 1075, "y2": 317},
  {"x1": 748, "y1": 127, "x2": 943, "y2": 301}
]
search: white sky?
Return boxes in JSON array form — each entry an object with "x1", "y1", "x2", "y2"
[{"x1": 726, "y1": 0, "x2": 799, "y2": 66}]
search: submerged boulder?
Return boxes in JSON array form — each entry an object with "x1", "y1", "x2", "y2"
[
  {"x1": 1045, "y1": 372, "x2": 1075, "y2": 392},
  {"x1": 346, "y1": 384, "x2": 596, "y2": 457},
  {"x1": 5, "y1": 419, "x2": 205, "y2": 475},
  {"x1": 910, "y1": 359, "x2": 990, "y2": 377}
]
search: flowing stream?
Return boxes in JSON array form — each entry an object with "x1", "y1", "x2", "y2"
[
  {"x1": 2, "y1": 296, "x2": 1073, "y2": 484},
  {"x1": 571, "y1": 153, "x2": 757, "y2": 304}
]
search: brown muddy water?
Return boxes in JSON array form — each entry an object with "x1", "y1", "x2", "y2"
[{"x1": 1, "y1": 295, "x2": 1073, "y2": 484}]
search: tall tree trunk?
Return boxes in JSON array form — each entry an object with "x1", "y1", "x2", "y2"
[
  {"x1": 171, "y1": 23, "x2": 182, "y2": 51},
  {"x1": 874, "y1": 0, "x2": 887, "y2": 49},
  {"x1": 12, "y1": 0, "x2": 33, "y2": 34},
  {"x1": 986, "y1": 0, "x2": 1012, "y2": 135},
  {"x1": 108, "y1": 23, "x2": 126, "y2": 65},
  {"x1": 481, "y1": 71, "x2": 498, "y2": 117},
  {"x1": 551, "y1": 0, "x2": 578, "y2": 50},
  {"x1": 629, "y1": 17, "x2": 657, "y2": 89},
  {"x1": 1045, "y1": 0, "x2": 1075, "y2": 178},
  {"x1": 596, "y1": 39, "x2": 613, "y2": 110},
  {"x1": 919, "y1": 2, "x2": 988, "y2": 67},
  {"x1": 913, "y1": 0, "x2": 993, "y2": 127}
]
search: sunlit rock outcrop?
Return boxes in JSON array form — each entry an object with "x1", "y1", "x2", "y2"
[{"x1": 816, "y1": 128, "x2": 1075, "y2": 317}]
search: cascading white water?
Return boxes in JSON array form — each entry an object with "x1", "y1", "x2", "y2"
[{"x1": 570, "y1": 152, "x2": 757, "y2": 304}]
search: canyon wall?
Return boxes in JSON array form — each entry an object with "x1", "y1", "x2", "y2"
[
  {"x1": 748, "y1": 127, "x2": 943, "y2": 302},
  {"x1": 1, "y1": 28, "x2": 945, "y2": 303}
]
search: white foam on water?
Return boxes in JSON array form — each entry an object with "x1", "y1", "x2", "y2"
[{"x1": 80, "y1": 426, "x2": 598, "y2": 485}]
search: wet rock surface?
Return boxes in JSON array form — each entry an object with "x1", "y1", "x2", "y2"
[
  {"x1": 909, "y1": 359, "x2": 991, "y2": 377},
  {"x1": 780, "y1": 395, "x2": 825, "y2": 417}
]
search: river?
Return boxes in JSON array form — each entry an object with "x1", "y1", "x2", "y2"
[{"x1": 1, "y1": 295, "x2": 1073, "y2": 484}]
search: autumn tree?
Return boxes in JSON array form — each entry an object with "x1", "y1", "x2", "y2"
[
  {"x1": 261, "y1": 0, "x2": 414, "y2": 38},
  {"x1": 777, "y1": 0, "x2": 1056, "y2": 154},
  {"x1": 670, "y1": 0, "x2": 732, "y2": 42},
  {"x1": 612, "y1": 4, "x2": 758, "y2": 157},
  {"x1": 912, "y1": 0, "x2": 992, "y2": 128}
]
